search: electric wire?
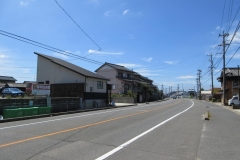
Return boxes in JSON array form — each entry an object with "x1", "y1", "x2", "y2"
[
  {"x1": 0, "y1": 30, "x2": 104, "y2": 65},
  {"x1": 54, "y1": 0, "x2": 101, "y2": 50},
  {"x1": 227, "y1": 5, "x2": 240, "y2": 33}
]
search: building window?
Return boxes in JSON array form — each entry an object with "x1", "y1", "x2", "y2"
[
  {"x1": 112, "y1": 84, "x2": 116, "y2": 90},
  {"x1": 97, "y1": 81, "x2": 103, "y2": 89},
  {"x1": 118, "y1": 72, "x2": 123, "y2": 77},
  {"x1": 90, "y1": 87, "x2": 92, "y2": 92},
  {"x1": 123, "y1": 73, "x2": 127, "y2": 78},
  {"x1": 124, "y1": 84, "x2": 129, "y2": 90},
  {"x1": 46, "y1": 81, "x2": 49, "y2": 84}
]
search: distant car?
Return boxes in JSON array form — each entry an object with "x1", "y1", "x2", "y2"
[
  {"x1": 172, "y1": 96, "x2": 177, "y2": 99},
  {"x1": 2, "y1": 88, "x2": 24, "y2": 98}
]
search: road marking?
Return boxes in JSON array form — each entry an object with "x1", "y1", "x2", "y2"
[
  {"x1": 96, "y1": 100, "x2": 194, "y2": 160},
  {"x1": 0, "y1": 101, "x2": 171, "y2": 130},
  {"x1": 0, "y1": 100, "x2": 180, "y2": 148}
]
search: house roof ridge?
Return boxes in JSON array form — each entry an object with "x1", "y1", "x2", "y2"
[{"x1": 34, "y1": 52, "x2": 108, "y2": 80}]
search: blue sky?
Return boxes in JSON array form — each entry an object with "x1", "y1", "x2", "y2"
[{"x1": 1, "y1": 0, "x2": 240, "y2": 93}]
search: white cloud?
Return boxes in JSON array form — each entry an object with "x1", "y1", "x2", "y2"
[
  {"x1": 88, "y1": 49, "x2": 124, "y2": 55},
  {"x1": 214, "y1": 69, "x2": 221, "y2": 72},
  {"x1": 0, "y1": 54, "x2": 7, "y2": 58},
  {"x1": 53, "y1": 53, "x2": 69, "y2": 59},
  {"x1": 20, "y1": 1, "x2": 29, "y2": 6},
  {"x1": 117, "y1": 63, "x2": 142, "y2": 68},
  {"x1": 123, "y1": 9, "x2": 129, "y2": 15},
  {"x1": 227, "y1": 53, "x2": 240, "y2": 59},
  {"x1": 134, "y1": 68, "x2": 160, "y2": 77},
  {"x1": 142, "y1": 57, "x2": 152, "y2": 62},
  {"x1": 216, "y1": 26, "x2": 221, "y2": 30},
  {"x1": 104, "y1": 11, "x2": 110, "y2": 17},
  {"x1": 177, "y1": 75, "x2": 195, "y2": 79},
  {"x1": 164, "y1": 61, "x2": 177, "y2": 65}
]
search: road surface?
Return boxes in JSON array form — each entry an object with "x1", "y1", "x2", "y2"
[{"x1": 0, "y1": 99, "x2": 240, "y2": 160}]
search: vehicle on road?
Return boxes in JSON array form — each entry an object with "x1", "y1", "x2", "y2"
[
  {"x1": 228, "y1": 95, "x2": 240, "y2": 106},
  {"x1": 172, "y1": 96, "x2": 177, "y2": 99},
  {"x1": 2, "y1": 88, "x2": 24, "y2": 98}
]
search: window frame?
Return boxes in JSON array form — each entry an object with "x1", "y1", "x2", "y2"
[{"x1": 97, "y1": 81, "x2": 103, "y2": 89}]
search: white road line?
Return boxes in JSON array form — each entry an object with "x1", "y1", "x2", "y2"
[
  {"x1": 96, "y1": 100, "x2": 194, "y2": 160},
  {"x1": 0, "y1": 100, "x2": 170, "y2": 130}
]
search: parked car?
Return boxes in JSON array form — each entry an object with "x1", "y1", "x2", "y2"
[
  {"x1": 228, "y1": 96, "x2": 240, "y2": 106},
  {"x1": 172, "y1": 96, "x2": 177, "y2": 99},
  {"x1": 2, "y1": 88, "x2": 24, "y2": 98}
]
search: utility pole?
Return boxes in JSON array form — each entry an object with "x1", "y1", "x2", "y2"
[
  {"x1": 238, "y1": 65, "x2": 240, "y2": 98},
  {"x1": 161, "y1": 84, "x2": 164, "y2": 100},
  {"x1": 197, "y1": 69, "x2": 202, "y2": 99},
  {"x1": 177, "y1": 84, "x2": 179, "y2": 96},
  {"x1": 131, "y1": 69, "x2": 133, "y2": 95},
  {"x1": 219, "y1": 31, "x2": 229, "y2": 105},
  {"x1": 208, "y1": 54, "x2": 214, "y2": 99},
  {"x1": 196, "y1": 78, "x2": 199, "y2": 98}
]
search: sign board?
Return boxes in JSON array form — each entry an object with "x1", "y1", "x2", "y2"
[{"x1": 32, "y1": 84, "x2": 50, "y2": 96}]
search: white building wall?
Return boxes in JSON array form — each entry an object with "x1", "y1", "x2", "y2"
[
  {"x1": 37, "y1": 56, "x2": 85, "y2": 84},
  {"x1": 85, "y1": 77, "x2": 107, "y2": 93}
]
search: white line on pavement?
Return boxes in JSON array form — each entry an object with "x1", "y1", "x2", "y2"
[
  {"x1": 0, "y1": 100, "x2": 171, "y2": 130},
  {"x1": 96, "y1": 100, "x2": 194, "y2": 160}
]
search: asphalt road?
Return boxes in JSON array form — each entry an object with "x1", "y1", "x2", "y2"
[{"x1": 0, "y1": 99, "x2": 240, "y2": 160}]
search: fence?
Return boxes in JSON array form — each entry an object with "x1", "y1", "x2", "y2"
[{"x1": 0, "y1": 97, "x2": 81, "y2": 115}]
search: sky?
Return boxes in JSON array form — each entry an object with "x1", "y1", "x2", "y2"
[{"x1": 1, "y1": 0, "x2": 240, "y2": 93}]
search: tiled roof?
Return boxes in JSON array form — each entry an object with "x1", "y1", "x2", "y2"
[
  {"x1": 35, "y1": 52, "x2": 108, "y2": 80},
  {"x1": 95, "y1": 62, "x2": 132, "y2": 72},
  {"x1": 218, "y1": 67, "x2": 240, "y2": 78},
  {"x1": 0, "y1": 76, "x2": 17, "y2": 81}
]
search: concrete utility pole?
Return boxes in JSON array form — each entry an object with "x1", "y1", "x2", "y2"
[
  {"x1": 197, "y1": 69, "x2": 202, "y2": 99},
  {"x1": 177, "y1": 84, "x2": 179, "y2": 95},
  {"x1": 196, "y1": 78, "x2": 199, "y2": 97},
  {"x1": 161, "y1": 84, "x2": 164, "y2": 99},
  {"x1": 208, "y1": 54, "x2": 214, "y2": 99},
  {"x1": 219, "y1": 31, "x2": 229, "y2": 105},
  {"x1": 238, "y1": 65, "x2": 240, "y2": 98}
]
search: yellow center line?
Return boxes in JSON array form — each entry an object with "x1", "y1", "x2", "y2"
[{"x1": 0, "y1": 100, "x2": 182, "y2": 148}]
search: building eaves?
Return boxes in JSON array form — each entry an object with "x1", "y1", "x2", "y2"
[
  {"x1": 35, "y1": 52, "x2": 108, "y2": 80},
  {"x1": 0, "y1": 76, "x2": 17, "y2": 81},
  {"x1": 217, "y1": 67, "x2": 240, "y2": 81},
  {"x1": 95, "y1": 62, "x2": 132, "y2": 72}
]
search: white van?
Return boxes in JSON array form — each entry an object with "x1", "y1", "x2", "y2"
[{"x1": 228, "y1": 96, "x2": 240, "y2": 106}]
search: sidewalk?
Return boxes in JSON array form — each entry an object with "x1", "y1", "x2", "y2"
[{"x1": 211, "y1": 102, "x2": 240, "y2": 115}]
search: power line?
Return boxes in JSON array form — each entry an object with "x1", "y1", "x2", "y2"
[
  {"x1": 0, "y1": 30, "x2": 104, "y2": 65},
  {"x1": 54, "y1": 0, "x2": 101, "y2": 50},
  {"x1": 226, "y1": 0, "x2": 233, "y2": 32},
  {"x1": 227, "y1": 5, "x2": 240, "y2": 32},
  {"x1": 220, "y1": 0, "x2": 227, "y2": 32},
  {"x1": 226, "y1": 45, "x2": 240, "y2": 66}
]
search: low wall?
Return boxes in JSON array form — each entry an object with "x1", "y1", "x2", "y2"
[{"x1": 112, "y1": 97, "x2": 134, "y2": 103}]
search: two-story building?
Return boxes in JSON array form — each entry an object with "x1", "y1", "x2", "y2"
[
  {"x1": 95, "y1": 62, "x2": 160, "y2": 102},
  {"x1": 217, "y1": 67, "x2": 240, "y2": 104},
  {"x1": 35, "y1": 52, "x2": 109, "y2": 108}
]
